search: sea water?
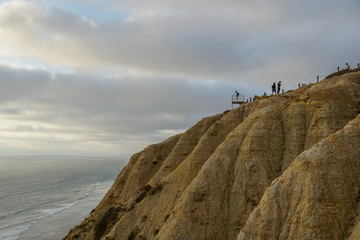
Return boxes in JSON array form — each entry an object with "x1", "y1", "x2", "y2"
[{"x1": 0, "y1": 156, "x2": 125, "y2": 240}]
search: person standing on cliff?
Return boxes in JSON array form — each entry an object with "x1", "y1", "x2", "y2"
[
  {"x1": 346, "y1": 63, "x2": 351, "y2": 70},
  {"x1": 235, "y1": 90, "x2": 239, "y2": 101},
  {"x1": 277, "y1": 81, "x2": 281, "y2": 94},
  {"x1": 272, "y1": 82, "x2": 276, "y2": 95}
]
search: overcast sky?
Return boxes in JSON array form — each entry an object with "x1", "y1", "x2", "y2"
[{"x1": 0, "y1": 0, "x2": 359, "y2": 157}]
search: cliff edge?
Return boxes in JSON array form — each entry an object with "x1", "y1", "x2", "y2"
[{"x1": 64, "y1": 70, "x2": 360, "y2": 240}]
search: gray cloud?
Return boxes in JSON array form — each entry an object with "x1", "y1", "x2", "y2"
[
  {"x1": 0, "y1": 63, "x2": 237, "y2": 156},
  {"x1": 0, "y1": 0, "x2": 359, "y2": 156},
  {"x1": 0, "y1": 64, "x2": 50, "y2": 102},
  {"x1": 1, "y1": 0, "x2": 359, "y2": 82}
]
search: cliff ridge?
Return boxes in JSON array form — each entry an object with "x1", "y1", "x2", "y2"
[{"x1": 64, "y1": 70, "x2": 360, "y2": 240}]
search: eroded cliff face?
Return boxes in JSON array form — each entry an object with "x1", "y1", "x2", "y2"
[
  {"x1": 64, "y1": 71, "x2": 360, "y2": 240},
  {"x1": 238, "y1": 114, "x2": 360, "y2": 240}
]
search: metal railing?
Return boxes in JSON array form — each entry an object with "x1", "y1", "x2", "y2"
[
  {"x1": 231, "y1": 62, "x2": 360, "y2": 109},
  {"x1": 232, "y1": 94, "x2": 244, "y2": 103},
  {"x1": 231, "y1": 94, "x2": 245, "y2": 109},
  {"x1": 287, "y1": 63, "x2": 360, "y2": 91}
]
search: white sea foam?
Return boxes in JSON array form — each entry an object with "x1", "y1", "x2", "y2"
[
  {"x1": 0, "y1": 202, "x2": 81, "y2": 240},
  {"x1": 40, "y1": 202, "x2": 79, "y2": 218},
  {"x1": 0, "y1": 157, "x2": 123, "y2": 240},
  {"x1": 38, "y1": 181, "x2": 104, "y2": 219},
  {"x1": 1, "y1": 185, "x2": 97, "y2": 240},
  {"x1": 0, "y1": 223, "x2": 32, "y2": 240}
]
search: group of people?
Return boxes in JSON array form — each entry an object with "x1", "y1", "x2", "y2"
[
  {"x1": 272, "y1": 81, "x2": 281, "y2": 95},
  {"x1": 234, "y1": 62, "x2": 358, "y2": 104},
  {"x1": 233, "y1": 80, "x2": 282, "y2": 104}
]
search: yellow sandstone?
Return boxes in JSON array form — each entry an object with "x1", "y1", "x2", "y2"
[{"x1": 64, "y1": 71, "x2": 360, "y2": 240}]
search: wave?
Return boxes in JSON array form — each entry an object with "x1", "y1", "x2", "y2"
[
  {"x1": 0, "y1": 223, "x2": 32, "y2": 240},
  {"x1": 2, "y1": 181, "x2": 105, "y2": 240},
  {"x1": 40, "y1": 202, "x2": 79, "y2": 218},
  {"x1": 78, "y1": 182, "x2": 101, "y2": 200},
  {"x1": 0, "y1": 202, "x2": 80, "y2": 240},
  {"x1": 37, "y1": 182, "x2": 102, "y2": 220}
]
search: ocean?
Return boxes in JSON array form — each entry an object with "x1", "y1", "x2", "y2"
[{"x1": 0, "y1": 156, "x2": 125, "y2": 240}]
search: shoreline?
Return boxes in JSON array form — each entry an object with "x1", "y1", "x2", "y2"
[{"x1": 15, "y1": 180, "x2": 113, "y2": 240}]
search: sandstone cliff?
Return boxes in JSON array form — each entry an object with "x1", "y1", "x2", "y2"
[{"x1": 64, "y1": 70, "x2": 360, "y2": 240}]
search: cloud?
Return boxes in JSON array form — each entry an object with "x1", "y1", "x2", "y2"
[
  {"x1": 0, "y1": 0, "x2": 359, "y2": 156},
  {"x1": 0, "y1": 63, "x2": 236, "y2": 156},
  {"x1": 0, "y1": 63, "x2": 50, "y2": 102},
  {"x1": 1, "y1": 0, "x2": 359, "y2": 82}
]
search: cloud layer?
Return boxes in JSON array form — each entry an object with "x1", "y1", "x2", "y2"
[
  {"x1": 0, "y1": 0, "x2": 359, "y2": 156},
  {"x1": 0, "y1": 63, "x2": 233, "y2": 156}
]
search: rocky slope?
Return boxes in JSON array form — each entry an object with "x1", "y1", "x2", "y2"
[{"x1": 64, "y1": 70, "x2": 360, "y2": 240}]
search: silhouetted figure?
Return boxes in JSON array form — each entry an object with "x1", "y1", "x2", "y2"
[
  {"x1": 272, "y1": 82, "x2": 276, "y2": 94},
  {"x1": 346, "y1": 63, "x2": 351, "y2": 70},
  {"x1": 277, "y1": 81, "x2": 281, "y2": 94},
  {"x1": 235, "y1": 90, "x2": 239, "y2": 101}
]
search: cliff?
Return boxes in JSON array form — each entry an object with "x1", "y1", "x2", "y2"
[{"x1": 64, "y1": 70, "x2": 360, "y2": 240}]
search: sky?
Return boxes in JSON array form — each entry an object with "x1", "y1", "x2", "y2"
[{"x1": 0, "y1": 0, "x2": 359, "y2": 157}]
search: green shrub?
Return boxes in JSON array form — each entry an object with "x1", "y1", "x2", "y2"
[
  {"x1": 94, "y1": 207, "x2": 117, "y2": 240},
  {"x1": 150, "y1": 183, "x2": 163, "y2": 195},
  {"x1": 127, "y1": 231, "x2": 136, "y2": 240},
  {"x1": 135, "y1": 185, "x2": 152, "y2": 203},
  {"x1": 78, "y1": 221, "x2": 88, "y2": 229}
]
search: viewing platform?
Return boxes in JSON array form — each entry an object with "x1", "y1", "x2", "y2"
[{"x1": 232, "y1": 94, "x2": 244, "y2": 109}]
